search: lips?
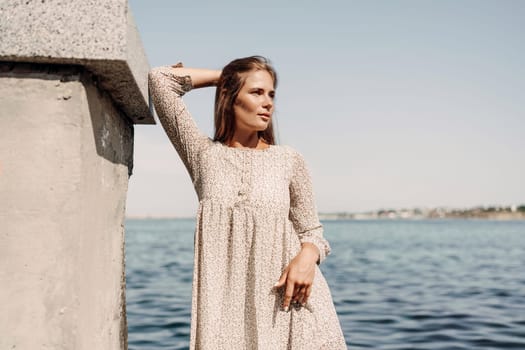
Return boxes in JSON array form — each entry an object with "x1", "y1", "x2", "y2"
[{"x1": 258, "y1": 113, "x2": 271, "y2": 120}]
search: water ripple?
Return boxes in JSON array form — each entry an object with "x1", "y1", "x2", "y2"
[{"x1": 125, "y1": 219, "x2": 525, "y2": 349}]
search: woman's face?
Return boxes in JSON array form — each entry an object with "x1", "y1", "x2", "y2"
[{"x1": 233, "y1": 69, "x2": 275, "y2": 133}]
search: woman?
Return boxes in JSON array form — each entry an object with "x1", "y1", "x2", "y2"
[{"x1": 148, "y1": 56, "x2": 346, "y2": 349}]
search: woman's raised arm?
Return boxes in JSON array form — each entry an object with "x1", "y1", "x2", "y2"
[
  {"x1": 148, "y1": 64, "x2": 220, "y2": 181},
  {"x1": 169, "y1": 63, "x2": 221, "y2": 88}
]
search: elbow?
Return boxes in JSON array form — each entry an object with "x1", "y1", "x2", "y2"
[
  {"x1": 148, "y1": 67, "x2": 161, "y2": 86},
  {"x1": 149, "y1": 66, "x2": 164, "y2": 75},
  {"x1": 148, "y1": 66, "x2": 169, "y2": 86}
]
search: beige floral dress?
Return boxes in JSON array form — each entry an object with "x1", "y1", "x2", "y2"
[{"x1": 148, "y1": 66, "x2": 347, "y2": 349}]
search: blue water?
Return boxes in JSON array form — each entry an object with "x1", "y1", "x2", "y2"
[{"x1": 125, "y1": 219, "x2": 525, "y2": 349}]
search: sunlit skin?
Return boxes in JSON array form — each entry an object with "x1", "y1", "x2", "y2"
[
  {"x1": 171, "y1": 65, "x2": 321, "y2": 310},
  {"x1": 229, "y1": 70, "x2": 275, "y2": 149}
]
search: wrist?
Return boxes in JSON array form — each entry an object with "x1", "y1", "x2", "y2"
[
  {"x1": 300, "y1": 242, "x2": 320, "y2": 264},
  {"x1": 212, "y1": 70, "x2": 222, "y2": 86}
]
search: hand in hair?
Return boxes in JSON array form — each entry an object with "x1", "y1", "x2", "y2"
[{"x1": 170, "y1": 62, "x2": 221, "y2": 89}]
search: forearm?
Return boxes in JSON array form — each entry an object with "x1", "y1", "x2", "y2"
[
  {"x1": 148, "y1": 66, "x2": 210, "y2": 175},
  {"x1": 170, "y1": 65, "x2": 221, "y2": 89}
]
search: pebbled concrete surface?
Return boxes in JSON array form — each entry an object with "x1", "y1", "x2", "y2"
[{"x1": 0, "y1": 0, "x2": 153, "y2": 124}]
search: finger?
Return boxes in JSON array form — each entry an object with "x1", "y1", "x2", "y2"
[
  {"x1": 303, "y1": 285, "x2": 313, "y2": 305},
  {"x1": 283, "y1": 281, "x2": 295, "y2": 311},
  {"x1": 301, "y1": 284, "x2": 311, "y2": 304},
  {"x1": 296, "y1": 286, "x2": 307, "y2": 305},
  {"x1": 292, "y1": 284, "x2": 302, "y2": 301},
  {"x1": 274, "y1": 269, "x2": 288, "y2": 288},
  {"x1": 292, "y1": 284, "x2": 305, "y2": 303}
]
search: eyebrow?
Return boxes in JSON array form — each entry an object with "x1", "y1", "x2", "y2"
[{"x1": 249, "y1": 87, "x2": 275, "y2": 93}]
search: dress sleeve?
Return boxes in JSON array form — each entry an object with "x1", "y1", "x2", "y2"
[
  {"x1": 148, "y1": 65, "x2": 210, "y2": 180},
  {"x1": 289, "y1": 150, "x2": 331, "y2": 264}
]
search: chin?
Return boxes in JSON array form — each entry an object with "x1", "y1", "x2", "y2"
[{"x1": 251, "y1": 122, "x2": 269, "y2": 131}]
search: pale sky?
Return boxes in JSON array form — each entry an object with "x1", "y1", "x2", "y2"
[{"x1": 126, "y1": 0, "x2": 524, "y2": 218}]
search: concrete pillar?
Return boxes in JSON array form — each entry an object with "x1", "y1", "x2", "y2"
[{"x1": 0, "y1": 1, "x2": 152, "y2": 349}]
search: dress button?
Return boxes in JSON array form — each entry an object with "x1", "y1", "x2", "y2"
[{"x1": 238, "y1": 190, "x2": 245, "y2": 196}]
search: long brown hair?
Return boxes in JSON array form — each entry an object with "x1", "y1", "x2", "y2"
[{"x1": 213, "y1": 56, "x2": 278, "y2": 145}]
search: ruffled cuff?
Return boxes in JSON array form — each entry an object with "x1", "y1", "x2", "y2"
[
  {"x1": 156, "y1": 63, "x2": 193, "y2": 96},
  {"x1": 297, "y1": 225, "x2": 331, "y2": 264}
]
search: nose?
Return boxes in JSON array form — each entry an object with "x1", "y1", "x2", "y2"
[{"x1": 263, "y1": 94, "x2": 273, "y2": 110}]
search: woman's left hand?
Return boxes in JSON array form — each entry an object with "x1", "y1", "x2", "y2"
[{"x1": 274, "y1": 243, "x2": 319, "y2": 311}]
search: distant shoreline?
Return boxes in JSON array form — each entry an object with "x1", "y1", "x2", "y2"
[
  {"x1": 126, "y1": 205, "x2": 525, "y2": 221},
  {"x1": 125, "y1": 215, "x2": 525, "y2": 221},
  {"x1": 318, "y1": 213, "x2": 525, "y2": 221},
  {"x1": 319, "y1": 205, "x2": 525, "y2": 221}
]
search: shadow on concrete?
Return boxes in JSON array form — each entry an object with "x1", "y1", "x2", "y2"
[
  {"x1": 82, "y1": 70, "x2": 134, "y2": 177},
  {"x1": 0, "y1": 62, "x2": 134, "y2": 176}
]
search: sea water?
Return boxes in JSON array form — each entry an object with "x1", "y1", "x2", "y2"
[{"x1": 125, "y1": 219, "x2": 525, "y2": 349}]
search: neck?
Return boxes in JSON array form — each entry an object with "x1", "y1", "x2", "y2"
[{"x1": 228, "y1": 131, "x2": 267, "y2": 149}]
